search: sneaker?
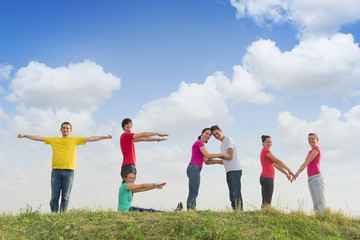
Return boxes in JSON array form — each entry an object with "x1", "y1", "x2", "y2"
[{"x1": 174, "y1": 202, "x2": 183, "y2": 212}]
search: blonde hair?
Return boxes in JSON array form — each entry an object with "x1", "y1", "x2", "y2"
[{"x1": 308, "y1": 133, "x2": 319, "y2": 141}]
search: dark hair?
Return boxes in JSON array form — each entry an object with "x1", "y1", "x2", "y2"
[
  {"x1": 122, "y1": 118, "x2": 132, "y2": 129},
  {"x1": 198, "y1": 127, "x2": 211, "y2": 143},
  {"x1": 261, "y1": 135, "x2": 271, "y2": 142},
  {"x1": 122, "y1": 171, "x2": 135, "y2": 183},
  {"x1": 210, "y1": 125, "x2": 221, "y2": 133},
  {"x1": 61, "y1": 122, "x2": 72, "y2": 130}
]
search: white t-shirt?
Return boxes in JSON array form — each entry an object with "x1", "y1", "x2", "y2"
[{"x1": 220, "y1": 136, "x2": 242, "y2": 173}]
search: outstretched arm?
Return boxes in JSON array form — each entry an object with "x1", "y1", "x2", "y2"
[
  {"x1": 126, "y1": 182, "x2": 166, "y2": 193},
  {"x1": 133, "y1": 132, "x2": 168, "y2": 142},
  {"x1": 274, "y1": 163, "x2": 291, "y2": 181},
  {"x1": 199, "y1": 146, "x2": 231, "y2": 160},
  {"x1": 294, "y1": 149, "x2": 319, "y2": 179},
  {"x1": 134, "y1": 137, "x2": 168, "y2": 142},
  {"x1": 84, "y1": 135, "x2": 112, "y2": 143},
  {"x1": 266, "y1": 152, "x2": 294, "y2": 180},
  {"x1": 204, "y1": 158, "x2": 223, "y2": 165},
  {"x1": 18, "y1": 134, "x2": 44, "y2": 142}
]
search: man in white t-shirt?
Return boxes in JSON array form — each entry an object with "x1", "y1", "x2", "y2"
[{"x1": 207, "y1": 125, "x2": 243, "y2": 210}]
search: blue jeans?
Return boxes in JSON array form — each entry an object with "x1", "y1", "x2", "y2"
[
  {"x1": 121, "y1": 164, "x2": 137, "y2": 179},
  {"x1": 308, "y1": 174, "x2": 326, "y2": 215},
  {"x1": 226, "y1": 170, "x2": 243, "y2": 210},
  {"x1": 50, "y1": 169, "x2": 74, "y2": 213},
  {"x1": 186, "y1": 163, "x2": 202, "y2": 210},
  {"x1": 129, "y1": 206, "x2": 164, "y2": 212}
]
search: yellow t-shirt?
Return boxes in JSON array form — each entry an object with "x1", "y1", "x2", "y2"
[{"x1": 44, "y1": 136, "x2": 86, "y2": 170}]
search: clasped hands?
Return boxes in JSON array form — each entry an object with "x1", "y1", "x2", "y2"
[{"x1": 287, "y1": 171, "x2": 301, "y2": 183}]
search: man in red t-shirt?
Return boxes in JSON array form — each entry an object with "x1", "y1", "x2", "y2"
[{"x1": 120, "y1": 118, "x2": 168, "y2": 178}]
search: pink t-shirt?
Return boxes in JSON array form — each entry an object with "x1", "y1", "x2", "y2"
[
  {"x1": 120, "y1": 132, "x2": 136, "y2": 166},
  {"x1": 306, "y1": 146, "x2": 321, "y2": 177},
  {"x1": 260, "y1": 148, "x2": 275, "y2": 179},
  {"x1": 190, "y1": 139, "x2": 205, "y2": 167}
]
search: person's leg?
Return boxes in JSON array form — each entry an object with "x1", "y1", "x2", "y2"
[
  {"x1": 60, "y1": 169, "x2": 74, "y2": 212},
  {"x1": 186, "y1": 164, "x2": 201, "y2": 210},
  {"x1": 260, "y1": 177, "x2": 274, "y2": 207},
  {"x1": 129, "y1": 206, "x2": 164, "y2": 212},
  {"x1": 226, "y1": 171, "x2": 235, "y2": 210},
  {"x1": 121, "y1": 165, "x2": 137, "y2": 179},
  {"x1": 308, "y1": 174, "x2": 326, "y2": 215},
  {"x1": 238, "y1": 170, "x2": 243, "y2": 210},
  {"x1": 226, "y1": 170, "x2": 243, "y2": 210},
  {"x1": 50, "y1": 169, "x2": 61, "y2": 213}
]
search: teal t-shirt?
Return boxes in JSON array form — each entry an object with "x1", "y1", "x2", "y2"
[{"x1": 118, "y1": 183, "x2": 133, "y2": 212}]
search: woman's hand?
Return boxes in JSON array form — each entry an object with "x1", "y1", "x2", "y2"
[{"x1": 222, "y1": 154, "x2": 232, "y2": 160}]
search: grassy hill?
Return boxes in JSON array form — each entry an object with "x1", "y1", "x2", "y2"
[{"x1": 1, "y1": 206, "x2": 359, "y2": 239}]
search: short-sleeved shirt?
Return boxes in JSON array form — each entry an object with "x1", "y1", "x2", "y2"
[
  {"x1": 120, "y1": 132, "x2": 136, "y2": 166},
  {"x1": 260, "y1": 148, "x2": 275, "y2": 179},
  {"x1": 190, "y1": 139, "x2": 205, "y2": 167},
  {"x1": 118, "y1": 183, "x2": 133, "y2": 212},
  {"x1": 307, "y1": 146, "x2": 322, "y2": 177},
  {"x1": 44, "y1": 136, "x2": 86, "y2": 170},
  {"x1": 220, "y1": 136, "x2": 242, "y2": 173}
]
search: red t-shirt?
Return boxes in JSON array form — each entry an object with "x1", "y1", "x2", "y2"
[
  {"x1": 120, "y1": 132, "x2": 135, "y2": 166},
  {"x1": 260, "y1": 148, "x2": 275, "y2": 179}
]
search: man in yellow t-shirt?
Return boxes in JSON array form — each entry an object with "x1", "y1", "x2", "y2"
[{"x1": 18, "y1": 121, "x2": 112, "y2": 213}]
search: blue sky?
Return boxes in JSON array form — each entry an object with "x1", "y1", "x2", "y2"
[{"x1": 1, "y1": 0, "x2": 360, "y2": 215}]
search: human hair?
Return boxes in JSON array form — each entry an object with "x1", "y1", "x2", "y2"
[
  {"x1": 308, "y1": 133, "x2": 319, "y2": 141},
  {"x1": 61, "y1": 122, "x2": 72, "y2": 130},
  {"x1": 122, "y1": 118, "x2": 132, "y2": 129},
  {"x1": 261, "y1": 135, "x2": 271, "y2": 142},
  {"x1": 210, "y1": 125, "x2": 221, "y2": 133},
  {"x1": 122, "y1": 172, "x2": 135, "y2": 183},
  {"x1": 198, "y1": 127, "x2": 211, "y2": 143}
]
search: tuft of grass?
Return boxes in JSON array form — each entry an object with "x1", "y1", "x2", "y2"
[{"x1": 1, "y1": 206, "x2": 359, "y2": 239}]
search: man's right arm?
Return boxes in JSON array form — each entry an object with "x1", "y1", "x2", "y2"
[
  {"x1": 133, "y1": 132, "x2": 168, "y2": 140},
  {"x1": 18, "y1": 134, "x2": 44, "y2": 142}
]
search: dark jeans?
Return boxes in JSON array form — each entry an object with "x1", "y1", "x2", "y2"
[
  {"x1": 260, "y1": 176, "x2": 274, "y2": 207},
  {"x1": 186, "y1": 163, "x2": 202, "y2": 210},
  {"x1": 226, "y1": 170, "x2": 243, "y2": 210},
  {"x1": 121, "y1": 164, "x2": 137, "y2": 179},
  {"x1": 129, "y1": 206, "x2": 164, "y2": 212},
  {"x1": 50, "y1": 169, "x2": 74, "y2": 213}
]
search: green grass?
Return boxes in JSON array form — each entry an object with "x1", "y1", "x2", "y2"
[{"x1": 1, "y1": 206, "x2": 359, "y2": 239}]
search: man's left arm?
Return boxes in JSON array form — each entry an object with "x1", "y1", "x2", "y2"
[
  {"x1": 84, "y1": 135, "x2": 112, "y2": 142},
  {"x1": 220, "y1": 148, "x2": 234, "y2": 160}
]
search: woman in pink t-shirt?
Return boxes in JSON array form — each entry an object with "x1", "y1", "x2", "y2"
[
  {"x1": 294, "y1": 133, "x2": 325, "y2": 215},
  {"x1": 260, "y1": 135, "x2": 294, "y2": 207},
  {"x1": 186, "y1": 127, "x2": 231, "y2": 210}
]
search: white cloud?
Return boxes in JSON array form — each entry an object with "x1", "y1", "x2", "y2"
[
  {"x1": 230, "y1": 0, "x2": 289, "y2": 25},
  {"x1": 134, "y1": 78, "x2": 233, "y2": 134},
  {"x1": 0, "y1": 64, "x2": 12, "y2": 80},
  {"x1": 213, "y1": 67, "x2": 274, "y2": 104},
  {"x1": 133, "y1": 68, "x2": 275, "y2": 134},
  {"x1": 278, "y1": 105, "x2": 360, "y2": 159},
  {"x1": 11, "y1": 104, "x2": 96, "y2": 137},
  {"x1": 6, "y1": 60, "x2": 121, "y2": 111},
  {"x1": 243, "y1": 33, "x2": 360, "y2": 95},
  {"x1": 230, "y1": 0, "x2": 360, "y2": 37}
]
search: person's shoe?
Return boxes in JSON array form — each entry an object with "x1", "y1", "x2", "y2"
[{"x1": 174, "y1": 202, "x2": 183, "y2": 212}]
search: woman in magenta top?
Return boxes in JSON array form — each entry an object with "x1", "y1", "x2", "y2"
[
  {"x1": 294, "y1": 133, "x2": 325, "y2": 215},
  {"x1": 186, "y1": 127, "x2": 231, "y2": 210},
  {"x1": 260, "y1": 135, "x2": 294, "y2": 207}
]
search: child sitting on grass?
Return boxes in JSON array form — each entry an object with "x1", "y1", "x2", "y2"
[{"x1": 118, "y1": 172, "x2": 182, "y2": 212}]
